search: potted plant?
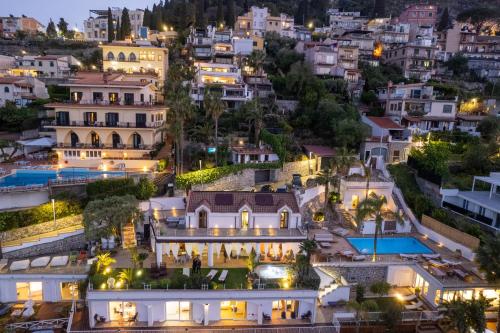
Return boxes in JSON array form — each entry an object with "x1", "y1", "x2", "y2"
[{"x1": 414, "y1": 287, "x2": 421, "y2": 297}]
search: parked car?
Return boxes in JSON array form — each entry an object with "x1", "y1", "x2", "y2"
[
  {"x1": 292, "y1": 174, "x2": 303, "y2": 188},
  {"x1": 276, "y1": 186, "x2": 287, "y2": 193},
  {"x1": 260, "y1": 184, "x2": 274, "y2": 192}
]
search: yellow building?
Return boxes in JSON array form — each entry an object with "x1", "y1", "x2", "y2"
[{"x1": 100, "y1": 42, "x2": 168, "y2": 83}]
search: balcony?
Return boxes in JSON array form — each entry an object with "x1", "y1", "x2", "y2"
[
  {"x1": 57, "y1": 143, "x2": 153, "y2": 150},
  {"x1": 49, "y1": 120, "x2": 164, "y2": 129},
  {"x1": 156, "y1": 225, "x2": 306, "y2": 241},
  {"x1": 442, "y1": 201, "x2": 493, "y2": 226},
  {"x1": 49, "y1": 100, "x2": 160, "y2": 107}
]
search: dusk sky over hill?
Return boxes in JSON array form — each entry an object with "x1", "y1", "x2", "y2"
[{"x1": 4, "y1": 0, "x2": 157, "y2": 29}]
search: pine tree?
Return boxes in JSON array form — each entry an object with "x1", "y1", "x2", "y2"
[
  {"x1": 437, "y1": 7, "x2": 450, "y2": 31},
  {"x1": 195, "y1": 0, "x2": 206, "y2": 28},
  {"x1": 107, "y1": 7, "x2": 115, "y2": 42},
  {"x1": 46, "y1": 19, "x2": 57, "y2": 38},
  {"x1": 153, "y1": 4, "x2": 164, "y2": 31},
  {"x1": 143, "y1": 7, "x2": 152, "y2": 28},
  {"x1": 225, "y1": 0, "x2": 236, "y2": 29},
  {"x1": 121, "y1": 8, "x2": 132, "y2": 38},
  {"x1": 115, "y1": 17, "x2": 121, "y2": 40},
  {"x1": 372, "y1": 0, "x2": 385, "y2": 18},
  {"x1": 216, "y1": 0, "x2": 224, "y2": 27},
  {"x1": 57, "y1": 18, "x2": 69, "y2": 37}
]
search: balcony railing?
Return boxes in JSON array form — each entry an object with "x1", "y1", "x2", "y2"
[
  {"x1": 57, "y1": 143, "x2": 153, "y2": 150},
  {"x1": 157, "y1": 226, "x2": 306, "y2": 239},
  {"x1": 56, "y1": 100, "x2": 159, "y2": 107},
  {"x1": 442, "y1": 201, "x2": 493, "y2": 225},
  {"x1": 50, "y1": 120, "x2": 164, "y2": 128}
]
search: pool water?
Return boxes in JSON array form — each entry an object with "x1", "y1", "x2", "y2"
[
  {"x1": 346, "y1": 237, "x2": 433, "y2": 255},
  {"x1": 255, "y1": 265, "x2": 289, "y2": 279},
  {"x1": 0, "y1": 168, "x2": 125, "y2": 187}
]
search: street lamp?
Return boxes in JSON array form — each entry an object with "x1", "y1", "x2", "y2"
[
  {"x1": 52, "y1": 199, "x2": 56, "y2": 225},
  {"x1": 199, "y1": 160, "x2": 202, "y2": 171}
]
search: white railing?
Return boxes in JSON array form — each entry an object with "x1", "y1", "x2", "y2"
[
  {"x1": 66, "y1": 299, "x2": 77, "y2": 332},
  {"x1": 333, "y1": 310, "x2": 441, "y2": 325},
  {"x1": 70, "y1": 326, "x2": 338, "y2": 333},
  {"x1": 6, "y1": 317, "x2": 69, "y2": 331}
]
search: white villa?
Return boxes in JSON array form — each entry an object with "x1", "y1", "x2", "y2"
[
  {"x1": 46, "y1": 71, "x2": 166, "y2": 170},
  {"x1": 231, "y1": 146, "x2": 279, "y2": 164}
]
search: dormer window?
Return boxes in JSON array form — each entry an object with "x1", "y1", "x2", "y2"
[
  {"x1": 241, "y1": 210, "x2": 249, "y2": 229},
  {"x1": 280, "y1": 211, "x2": 289, "y2": 229}
]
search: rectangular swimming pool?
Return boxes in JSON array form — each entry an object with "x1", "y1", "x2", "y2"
[
  {"x1": 346, "y1": 237, "x2": 433, "y2": 254},
  {"x1": 0, "y1": 168, "x2": 125, "y2": 187}
]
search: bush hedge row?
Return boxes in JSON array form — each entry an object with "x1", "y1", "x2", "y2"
[{"x1": 175, "y1": 162, "x2": 281, "y2": 189}]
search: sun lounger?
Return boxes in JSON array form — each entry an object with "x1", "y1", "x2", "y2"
[
  {"x1": 422, "y1": 253, "x2": 441, "y2": 260},
  {"x1": 182, "y1": 267, "x2": 190, "y2": 277},
  {"x1": 332, "y1": 227, "x2": 350, "y2": 237},
  {"x1": 405, "y1": 301, "x2": 424, "y2": 310},
  {"x1": 352, "y1": 255, "x2": 366, "y2": 261},
  {"x1": 400, "y1": 254, "x2": 418, "y2": 261},
  {"x1": 400, "y1": 294, "x2": 417, "y2": 302},
  {"x1": 10, "y1": 259, "x2": 30, "y2": 271},
  {"x1": 453, "y1": 269, "x2": 469, "y2": 280},
  {"x1": 0, "y1": 259, "x2": 8, "y2": 271},
  {"x1": 206, "y1": 269, "x2": 218, "y2": 280},
  {"x1": 30, "y1": 256, "x2": 50, "y2": 268},
  {"x1": 442, "y1": 259, "x2": 461, "y2": 266},
  {"x1": 314, "y1": 232, "x2": 334, "y2": 242},
  {"x1": 319, "y1": 242, "x2": 332, "y2": 249},
  {"x1": 340, "y1": 250, "x2": 354, "y2": 257},
  {"x1": 218, "y1": 270, "x2": 228, "y2": 282},
  {"x1": 429, "y1": 266, "x2": 446, "y2": 279},
  {"x1": 50, "y1": 255, "x2": 69, "y2": 267},
  {"x1": 428, "y1": 259, "x2": 447, "y2": 268}
]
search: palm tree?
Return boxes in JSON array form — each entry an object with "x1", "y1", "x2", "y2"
[
  {"x1": 243, "y1": 99, "x2": 267, "y2": 144},
  {"x1": 316, "y1": 164, "x2": 336, "y2": 212},
  {"x1": 331, "y1": 146, "x2": 357, "y2": 193},
  {"x1": 356, "y1": 192, "x2": 404, "y2": 261},
  {"x1": 361, "y1": 159, "x2": 372, "y2": 201},
  {"x1": 247, "y1": 50, "x2": 266, "y2": 76},
  {"x1": 95, "y1": 252, "x2": 116, "y2": 273},
  {"x1": 299, "y1": 239, "x2": 317, "y2": 274},
  {"x1": 204, "y1": 89, "x2": 226, "y2": 165},
  {"x1": 347, "y1": 299, "x2": 379, "y2": 333},
  {"x1": 166, "y1": 85, "x2": 194, "y2": 174},
  {"x1": 189, "y1": 122, "x2": 213, "y2": 146}
]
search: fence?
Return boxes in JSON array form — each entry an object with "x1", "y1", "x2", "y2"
[
  {"x1": 70, "y1": 326, "x2": 338, "y2": 333},
  {"x1": 333, "y1": 311, "x2": 441, "y2": 326},
  {"x1": 6, "y1": 318, "x2": 69, "y2": 331},
  {"x1": 421, "y1": 215, "x2": 480, "y2": 249}
]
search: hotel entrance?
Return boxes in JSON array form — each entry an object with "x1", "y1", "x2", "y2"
[{"x1": 220, "y1": 301, "x2": 246, "y2": 320}]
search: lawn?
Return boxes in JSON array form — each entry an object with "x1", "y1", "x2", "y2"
[{"x1": 172, "y1": 268, "x2": 249, "y2": 290}]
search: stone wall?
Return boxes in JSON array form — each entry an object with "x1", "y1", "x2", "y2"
[
  {"x1": 415, "y1": 176, "x2": 442, "y2": 205},
  {"x1": 274, "y1": 159, "x2": 316, "y2": 183},
  {"x1": 2, "y1": 233, "x2": 86, "y2": 259},
  {"x1": 334, "y1": 266, "x2": 388, "y2": 287}
]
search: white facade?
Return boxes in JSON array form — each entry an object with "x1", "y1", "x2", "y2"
[
  {"x1": 0, "y1": 76, "x2": 49, "y2": 107},
  {"x1": 11, "y1": 55, "x2": 79, "y2": 79},
  {"x1": 84, "y1": 8, "x2": 144, "y2": 41},
  {"x1": 231, "y1": 147, "x2": 279, "y2": 164}
]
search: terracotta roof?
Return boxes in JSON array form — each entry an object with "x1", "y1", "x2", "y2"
[
  {"x1": 186, "y1": 191, "x2": 300, "y2": 213},
  {"x1": 403, "y1": 115, "x2": 455, "y2": 122},
  {"x1": 64, "y1": 72, "x2": 153, "y2": 87},
  {"x1": 303, "y1": 145, "x2": 336, "y2": 157},
  {"x1": 457, "y1": 114, "x2": 486, "y2": 121},
  {"x1": 0, "y1": 77, "x2": 24, "y2": 84},
  {"x1": 231, "y1": 147, "x2": 274, "y2": 154},
  {"x1": 366, "y1": 116, "x2": 403, "y2": 129}
]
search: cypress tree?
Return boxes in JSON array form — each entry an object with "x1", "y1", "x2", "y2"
[
  {"x1": 107, "y1": 7, "x2": 115, "y2": 42},
  {"x1": 437, "y1": 8, "x2": 450, "y2": 31},
  {"x1": 216, "y1": 0, "x2": 224, "y2": 27},
  {"x1": 225, "y1": 0, "x2": 236, "y2": 29},
  {"x1": 115, "y1": 17, "x2": 121, "y2": 40},
  {"x1": 153, "y1": 4, "x2": 164, "y2": 31},
  {"x1": 143, "y1": 7, "x2": 152, "y2": 28},
  {"x1": 121, "y1": 7, "x2": 132, "y2": 38},
  {"x1": 195, "y1": 0, "x2": 206, "y2": 28},
  {"x1": 46, "y1": 19, "x2": 57, "y2": 38}
]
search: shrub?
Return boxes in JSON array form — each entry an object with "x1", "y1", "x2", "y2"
[
  {"x1": 135, "y1": 177, "x2": 157, "y2": 200},
  {"x1": 86, "y1": 178, "x2": 136, "y2": 200},
  {"x1": 0, "y1": 199, "x2": 82, "y2": 232},
  {"x1": 175, "y1": 162, "x2": 280, "y2": 189}
]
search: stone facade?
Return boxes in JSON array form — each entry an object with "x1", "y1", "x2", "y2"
[
  {"x1": 2, "y1": 232, "x2": 86, "y2": 259},
  {"x1": 334, "y1": 266, "x2": 388, "y2": 287},
  {"x1": 415, "y1": 176, "x2": 441, "y2": 206},
  {"x1": 1, "y1": 215, "x2": 82, "y2": 242}
]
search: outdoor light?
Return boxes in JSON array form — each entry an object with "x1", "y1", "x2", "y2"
[
  {"x1": 136, "y1": 270, "x2": 143, "y2": 277},
  {"x1": 100, "y1": 283, "x2": 106, "y2": 290},
  {"x1": 104, "y1": 267, "x2": 111, "y2": 274},
  {"x1": 115, "y1": 281, "x2": 122, "y2": 288},
  {"x1": 52, "y1": 199, "x2": 56, "y2": 225},
  {"x1": 143, "y1": 166, "x2": 148, "y2": 172}
]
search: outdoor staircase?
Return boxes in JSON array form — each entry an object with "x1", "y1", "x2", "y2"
[
  {"x1": 121, "y1": 223, "x2": 137, "y2": 249},
  {"x1": 316, "y1": 267, "x2": 343, "y2": 305},
  {"x1": 337, "y1": 208, "x2": 357, "y2": 229}
]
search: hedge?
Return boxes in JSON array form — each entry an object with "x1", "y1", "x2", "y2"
[
  {"x1": 176, "y1": 162, "x2": 281, "y2": 189},
  {"x1": 0, "y1": 200, "x2": 82, "y2": 232},
  {"x1": 86, "y1": 177, "x2": 156, "y2": 200}
]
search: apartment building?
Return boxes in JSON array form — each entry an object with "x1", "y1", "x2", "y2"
[
  {"x1": 377, "y1": 82, "x2": 457, "y2": 131},
  {"x1": 383, "y1": 40, "x2": 437, "y2": 81},
  {"x1": 397, "y1": 5, "x2": 437, "y2": 28},
  {"x1": 0, "y1": 16, "x2": 44, "y2": 39},
  {"x1": 100, "y1": 42, "x2": 168, "y2": 84},
  {"x1": 337, "y1": 41, "x2": 360, "y2": 83},
  {"x1": 375, "y1": 23, "x2": 410, "y2": 44},
  {"x1": 46, "y1": 72, "x2": 166, "y2": 170},
  {"x1": 84, "y1": 8, "x2": 144, "y2": 41},
  {"x1": 304, "y1": 42, "x2": 337, "y2": 76},
  {"x1": 191, "y1": 62, "x2": 252, "y2": 109},
  {"x1": 360, "y1": 116, "x2": 413, "y2": 163},
  {"x1": 0, "y1": 76, "x2": 48, "y2": 107},
  {"x1": 231, "y1": 146, "x2": 279, "y2": 164},
  {"x1": 327, "y1": 9, "x2": 367, "y2": 32},
  {"x1": 235, "y1": 6, "x2": 295, "y2": 38},
  {"x1": 10, "y1": 55, "x2": 79, "y2": 79},
  {"x1": 441, "y1": 172, "x2": 500, "y2": 233}
]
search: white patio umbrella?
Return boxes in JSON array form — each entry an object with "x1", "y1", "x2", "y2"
[
  {"x1": 214, "y1": 243, "x2": 222, "y2": 258},
  {"x1": 164, "y1": 243, "x2": 171, "y2": 257},
  {"x1": 185, "y1": 243, "x2": 194, "y2": 257},
  {"x1": 171, "y1": 243, "x2": 180, "y2": 259}
]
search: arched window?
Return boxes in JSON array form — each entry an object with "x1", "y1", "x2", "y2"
[
  {"x1": 132, "y1": 133, "x2": 142, "y2": 149},
  {"x1": 70, "y1": 132, "x2": 79, "y2": 148},
  {"x1": 111, "y1": 133, "x2": 121, "y2": 148},
  {"x1": 280, "y1": 210, "x2": 289, "y2": 229},
  {"x1": 106, "y1": 52, "x2": 114, "y2": 61},
  {"x1": 129, "y1": 53, "x2": 137, "y2": 62},
  {"x1": 199, "y1": 210, "x2": 207, "y2": 228},
  {"x1": 118, "y1": 52, "x2": 125, "y2": 61},
  {"x1": 241, "y1": 210, "x2": 249, "y2": 229},
  {"x1": 90, "y1": 132, "x2": 100, "y2": 148}
]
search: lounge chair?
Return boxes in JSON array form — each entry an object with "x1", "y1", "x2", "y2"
[
  {"x1": 453, "y1": 268, "x2": 470, "y2": 281},
  {"x1": 50, "y1": 256, "x2": 69, "y2": 267},
  {"x1": 218, "y1": 270, "x2": 228, "y2": 282},
  {"x1": 206, "y1": 269, "x2": 218, "y2": 280},
  {"x1": 400, "y1": 254, "x2": 418, "y2": 261},
  {"x1": 405, "y1": 301, "x2": 424, "y2": 310},
  {"x1": 0, "y1": 259, "x2": 8, "y2": 271},
  {"x1": 400, "y1": 294, "x2": 417, "y2": 302},
  {"x1": 332, "y1": 227, "x2": 350, "y2": 237},
  {"x1": 428, "y1": 259, "x2": 447, "y2": 268},
  {"x1": 30, "y1": 256, "x2": 50, "y2": 268},
  {"x1": 422, "y1": 253, "x2": 441, "y2": 260},
  {"x1": 429, "y1": 266, "x2": 446, "y2": 279},
  {"x1": 314, "y1": 232, "x2": 334, "y2": 242},
  {"x1": 319, "y1": 242, "x2": 332, "y2": 249},
  {"x1": 340, "y1": 250, "x2": 354, "y2": 257},
  {"x1": 352, "y1": 255, "x2": 366, "y2": 261},
  {"x1": 10, "y1": 259, "x2": 30, "y2": 271},
  {"x1": 442, "y1": 259, "x2": 461, "y2": 266}
]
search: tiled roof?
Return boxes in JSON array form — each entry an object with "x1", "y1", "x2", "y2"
[
  {"x1": 186, "y1": 191, "x2": 300, "y2": 213},
  {"x1": 65, "y1": 72, "x2": 152, "y2": 87},
  {"x1": 0, "y1": 77, "x2": 24, "y2": 84},
  {"x1": 367, "y1": 116, "x2": 403, "y2": 129}
]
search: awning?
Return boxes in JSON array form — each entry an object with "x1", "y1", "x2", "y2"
[{"x1": 17, "y1": 137, "x2": 56, "y2": 147}]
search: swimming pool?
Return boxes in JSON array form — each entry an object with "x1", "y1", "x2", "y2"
[
  {"x1": 346, "y1": 237, "x2": 433, "y2": 254},
  {"x1": 255, "y1": 265, "x2": 289, "y2": 279},
  {"x1": 0, "y1": 168, "x2": 125, "y2": 187}
]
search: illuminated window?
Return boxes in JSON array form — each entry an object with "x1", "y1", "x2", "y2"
[{"x1": 241, "y1": 210, "x2": 249, "y2": 229}]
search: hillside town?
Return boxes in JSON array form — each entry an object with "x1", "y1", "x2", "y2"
[{"x1": 0, "y1": 1, "x2": 499, "y2": 332}]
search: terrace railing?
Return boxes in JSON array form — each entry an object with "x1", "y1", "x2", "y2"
[
  {"x1": 70, "y1": 325, "x2": 339, "y2": 333},
  {"x1": 333, "y1": 310, "x2": 441, "y2": 326},
  {"x1": 6, "y1": 318, "x2": 69, "y2": 331}
]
